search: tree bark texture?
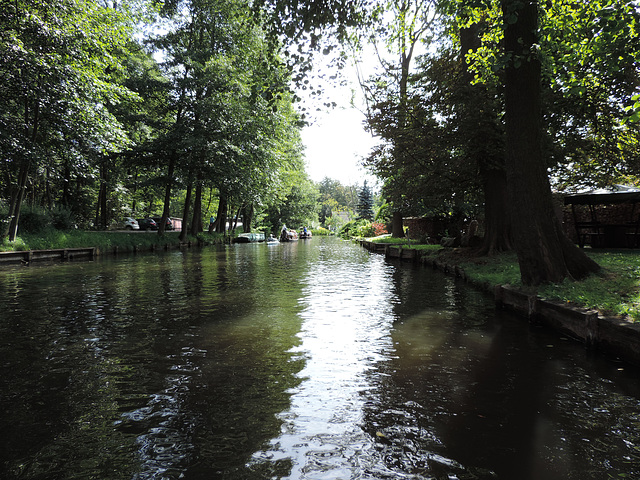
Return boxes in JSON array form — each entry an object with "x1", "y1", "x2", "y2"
[
  {"x1": 391, "y1": 210, "x2": 405, "y2": 238},
  {"x1": 460, "y1": 23, "x2": 512, "y2": 255},
  {"x1": 215, "y1": 193, "x2": 228, "y2": 234},
  {"x1": 501, "y1": 0, "x2": 599, "y2": 284},
  {"x1": 243, "y1": 204, "x2": 254, "y2": 233}
]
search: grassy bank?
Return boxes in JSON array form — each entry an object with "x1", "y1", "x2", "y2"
[
  {"x1": 0, "y1": 230, "x2": 227, "y2": 253},
  {"x1": 368, "y1": 236, "x2": 640, "y2": 322}
]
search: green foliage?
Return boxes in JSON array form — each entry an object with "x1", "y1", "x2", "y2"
[
  {"x1": 262, "y1": 172, "x2": 319, "y2": 232},
  {"x1": 311, "y1": 227, "x2": 333, "y2": 236},
  {"x1": 338, "y1": 218, "x2": 382, "y2": 238},
  {"x1": 0, "y1": 0, "x2": 310, "y2": 241},
  {"x1": 15, "y1": 206, "x2": 77, "y2": 234},
  {"x1": 316, "y1": 177, "x2": 358, "y2": 228},
  {"x1": 454, "y1": 0, "x2": 640, "y2": 188}
]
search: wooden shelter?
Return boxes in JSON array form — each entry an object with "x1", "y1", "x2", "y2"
[{"x1": 564, "y1": 185, "x2": 640, "y2": 248}]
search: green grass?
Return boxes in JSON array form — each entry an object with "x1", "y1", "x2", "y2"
[
  {"x1": 365, "y1": 234, "x2": 640, "y2": 321},
  {"x1": 369, "y1": 235, "x2": 410, "y2": 244},
  {"x1": 539, "y1": 252, "x2": 640, "y2": 321},
  {"x1": 453, "y1": 250, "x2": 640, "y2": 321}
]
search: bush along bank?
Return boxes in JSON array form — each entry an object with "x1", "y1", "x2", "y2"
[{"x1": 359, "y1": 239, "x2": 640, "y2": 368}]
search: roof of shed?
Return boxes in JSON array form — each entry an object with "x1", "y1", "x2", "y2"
[{"x1": 563, "y1": 184, "x2": 640, "y2": 205}]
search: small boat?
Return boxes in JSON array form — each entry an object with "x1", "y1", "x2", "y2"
[
  {"x1": 279, "y1": 228, "x2": 299, "y2": 242},
  {"x1": 266, "y1": 234, "x2": 279, "y2": 245},
  {"x1": 233, "y1": 232, "x2": 266, "y2": 243},
  {"x1": 299, "y1": 227, "x2": 312, "y2": 239}
]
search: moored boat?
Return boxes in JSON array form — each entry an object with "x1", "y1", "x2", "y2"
[{"x1": 233, "y1": 232, "x2": 266, "y2": 243}]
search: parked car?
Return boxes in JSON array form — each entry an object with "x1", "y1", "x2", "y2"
[
  {"x1": 137, "y1": 218, "x2": 157, "y2": 231},
  {"x1": 152, "y1": 216, "x2": 173, "y2": 230},
  {"x1": 120, "y1": 217, "x2": 140, "y2": 230}
]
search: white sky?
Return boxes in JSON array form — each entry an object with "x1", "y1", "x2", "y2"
[
  {"x1": 301, "y1": 106, "x2": 377, "y2": 186},
  {"x1": 298, "y1": 52, "x2": 380, "y2": 188}
]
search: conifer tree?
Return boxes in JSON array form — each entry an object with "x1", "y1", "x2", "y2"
[{"x1": 357, "y1": 181, "x2": 374, "y2": 221}]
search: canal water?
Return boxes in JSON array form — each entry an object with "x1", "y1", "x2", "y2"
[{"x1": 0, "y1": 237, "x2": 638, "y2": 480}]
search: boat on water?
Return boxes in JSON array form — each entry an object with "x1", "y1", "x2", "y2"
[
  {"x1": 279, "y1": 228, "x2": 299, "y2": 242},
  {"x1": 266, "y1": 234, "x2": 280, "y2": 245},
  {"x1": 299, "y1": 227, "x2": 312, "y2": 239},
  {"x1": 232, "y1": 232, "x2": 266, "y2": 243}
]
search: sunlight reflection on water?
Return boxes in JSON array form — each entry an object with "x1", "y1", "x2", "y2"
[{"x1": 248, "y1": 242, "x2": 416, "y2": 479}]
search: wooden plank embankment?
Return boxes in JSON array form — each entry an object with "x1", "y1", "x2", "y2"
[{"x1": 0, "y1": 247, "x2": 96, "y2": 265}]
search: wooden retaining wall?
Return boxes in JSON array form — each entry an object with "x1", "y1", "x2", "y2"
[
  {"x1": 359, "y1": 239, "x2": 640, "y2": 366},
  {"x1": 0, "y1": 247, "x2": 97, "y2": 265}
]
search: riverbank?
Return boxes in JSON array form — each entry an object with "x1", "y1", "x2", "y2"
[
  {"x1": 0, "y1": 230, "x2": 229, "y2": 253},
  {"x1": 0, "y1": 230, "x2": 229, "y2": 264},
  {"x1": 360, "y1": 239, "x2": 640, "y2": 367}
]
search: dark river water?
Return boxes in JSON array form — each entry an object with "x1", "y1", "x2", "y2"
[{"x1": 0, "y1": 236, "x2": 639, "y2": 480}]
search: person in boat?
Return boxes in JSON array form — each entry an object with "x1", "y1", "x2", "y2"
[{"x1": 280, "y1": 225, "x2": 288, "y2": 242}]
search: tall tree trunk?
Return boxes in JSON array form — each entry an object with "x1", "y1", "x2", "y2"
[
  {"x1": 5, "y1": 160, "x2": 29, "y2": 241},
  {"x1": 215, "y1": 193, "x2": 228, "y2": 233},
  {"x1": 179, "y1": 181, "x2": 192, "y2": 242},
  {"x1": 190, "y1": 180, "x2": 203, "y2": 236},
  {"x1": 158, "y1": 153, "x2": 176, "y2": 235},
  {"x1": 94, "y1": 162, "x2": 109, "y2": 230},
  {"x1": 478, "y1": 166, "x2": 512, "y2": 254},
  {"x1": 243, "y1": 203, "x2": 254, "y2": 233},
  {"x1": 5, "y1": 99, "x2": 39, "y2": 241},
  {"x1": 232, "y1": 206, "x2": 242, "y2": 231},
  {"x1": 501, "y1": 0, "x2": 599, "y2": 285},
  {"x1": 391, "y1": 211, "x2": 405, "y2": 237}
]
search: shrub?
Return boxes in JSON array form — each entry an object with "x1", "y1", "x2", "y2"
[
  {"x1": 50, "y1": 207, "x2": 76, "y2": 230},
  {"x1": 18, "y1": 207, "x2": 51, "y2": 234},
  {"x1": 339, "y1": 219, "x2": 371, "y2": 238},
  {"x1": 311, "y1": 227, "x2": 332, "y2": 236},
  {"x1": 372, "y1": 221, "x2": 388, "y2": 236},
  {"x1": 356, "y1": 222, "x2": 375, "y2": 238}
]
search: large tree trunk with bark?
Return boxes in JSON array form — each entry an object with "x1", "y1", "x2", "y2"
[
  {"x1": 478, "y1": 166, "x2": 512, "y2": 255},
  {"x1": 215, "y1": 193, "x2": 228, "y2": 234},
  {"x1": 501, "y1": 0, "x2": 599, "y2": 285},
  {"x1": 391, "y1": 210, "x2": 405, "y2": 238},
  {"x1": 243, "y1": 203, "x2": 254, "y2": 233}
]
